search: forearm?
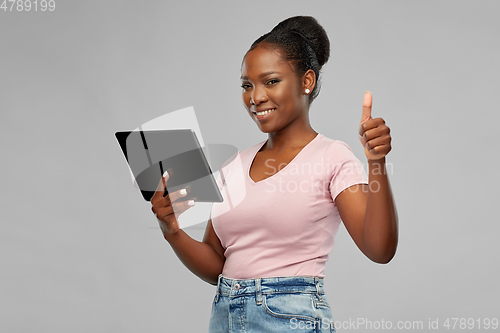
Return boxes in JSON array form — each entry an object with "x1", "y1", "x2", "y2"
[
  {"x1": 363, "y1": 157, "x2": 399, "y2": 263},
  {"x1": 163, "y1": 229, "x2": 224, "y2": 285}
]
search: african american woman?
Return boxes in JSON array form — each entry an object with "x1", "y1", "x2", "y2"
[{"x1": 150, "y1": 16, "x2": 398, "y2": 333}]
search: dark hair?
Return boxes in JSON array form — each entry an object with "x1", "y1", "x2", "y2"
[{"x1": 248, "y1": 16, "x2": 330, "y2": 104}]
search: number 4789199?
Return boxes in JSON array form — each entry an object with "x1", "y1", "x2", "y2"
[{"x1": 1, "y1": 0, "x2": 55, "y2": 11}]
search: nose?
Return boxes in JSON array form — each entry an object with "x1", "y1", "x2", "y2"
[{"x1": 250, "y1": 85, "x2": 268, "y2": 106}]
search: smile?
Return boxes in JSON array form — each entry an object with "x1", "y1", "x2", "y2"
[{"x1": 253, "y1": 108, "x2": 276, "y2": 119}]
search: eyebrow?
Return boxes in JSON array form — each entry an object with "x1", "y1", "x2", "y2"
[{"x1": 240, "y1": 71, "x2": 282, "y2": 80}]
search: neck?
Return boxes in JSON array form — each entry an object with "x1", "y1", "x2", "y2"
[{"x1": 264, "y1": 122, "x2": 318, "y2": 151}]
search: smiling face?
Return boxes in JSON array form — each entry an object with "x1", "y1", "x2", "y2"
[{"x1": 240, "y1": 45, "x2": 314, "y2": 133}]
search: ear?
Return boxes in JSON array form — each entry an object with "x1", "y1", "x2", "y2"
[{"x1": 302, "y1": 69, "x2": 316, "y2": 94}]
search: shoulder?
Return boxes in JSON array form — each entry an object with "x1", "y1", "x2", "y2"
[{"x1": 318, "y1": 135, "x2": 357, "y2": 161}]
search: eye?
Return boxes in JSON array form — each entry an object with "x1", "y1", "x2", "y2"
[
  {"x1": 266, "y1": 79, "x2": 280, "y2": 85},
  {"x1": 241, "y1": 83, "x2": 252, "y2": 90}
]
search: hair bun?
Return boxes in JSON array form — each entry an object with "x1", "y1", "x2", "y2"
[
  {"x1": 246, "y1": 16, "x2": 331, "y2": 105},
  {"x1": 270, "y1": 16, "x2": 330, "y2": 67}
]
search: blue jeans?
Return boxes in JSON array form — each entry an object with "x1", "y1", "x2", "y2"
[{"x1": 209, "y1": 275, "x2": 336, "y2": 333}]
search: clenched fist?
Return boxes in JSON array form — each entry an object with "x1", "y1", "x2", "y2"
[{"x1": 359, "y1": 91, "x2": 392, "y2": 160}]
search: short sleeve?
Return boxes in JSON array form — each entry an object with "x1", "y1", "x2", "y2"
[{"x1": 326, "y1": 141, "x2": 368, "y2": 201}]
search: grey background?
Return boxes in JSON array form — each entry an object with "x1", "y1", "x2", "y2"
[{"x1": 1, "y1": 0, "x2": 498, "y2": 332}]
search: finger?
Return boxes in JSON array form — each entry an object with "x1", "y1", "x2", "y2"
[
  {"x1": 156, "y1": 200, "x2": 195, "y2": 221},
  {"x1": 152, "y1": 187, "x2": 188, "y2": 214},
  {"x1": 366, "y1": 143, "x2": 391, "y2": 157},
  {"x1": 359, "y1": 117, "x2": 386, "y2": 137},
  {"x1": 359, "y1": 118, "x2": 376, "y2": 137},
  {"x1": 361, "y1": 122, "x2": 388, "y2": 143},
  {"x1": 151, "y1": 171, "x2": 169, "y2": 205},
  {"x1": 169, "y1": 188, "x2": 189, "y2": 203},
  {"x1": 172, "y1": 200, "x2": 195, "y2": 218},
  {"x1": 364, "y1": 135, "x2": 391, "y2": 151},
  {"x1": 361, "y1": 91, "x2": 372, "y2": 123},
  {"x1": 361, "y1": 128, "x2": 382, "y2": 146},
  {"x1": 155, "y1": 205, "x2": 175, "y2": 221}
]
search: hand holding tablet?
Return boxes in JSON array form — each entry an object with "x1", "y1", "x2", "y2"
[
  {"x1": 114, "y1": 129, "x2": 224, "y2": 203},
  {"x1": 151, "y1": 171, "x2": 195, "y2": 235}
]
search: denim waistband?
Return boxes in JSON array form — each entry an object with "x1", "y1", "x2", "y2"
[{"x1": 215, "y1": 274, "x2": 325, "y2": 303}]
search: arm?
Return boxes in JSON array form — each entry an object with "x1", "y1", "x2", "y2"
[
  {"x1": 335, "y1": 158, "x2": 398, "y2": 263},
  {"x1": 151, "y1": 172, "x2": 225, "y2": 285},
  {"x1": 164, "y1": 217, "x2": 225, "y2": 285},
  {"x1": 335, "y1": 91, "x2": 398, "y2": 263}
]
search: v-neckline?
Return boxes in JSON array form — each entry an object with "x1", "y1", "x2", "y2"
[{"x1": 247, "y1": 133, "x2": 321, "y2": 184}]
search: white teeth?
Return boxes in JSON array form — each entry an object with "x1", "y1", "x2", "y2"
[{"x1": 255, "y1": 108, "x2": 276, "y2": 116}]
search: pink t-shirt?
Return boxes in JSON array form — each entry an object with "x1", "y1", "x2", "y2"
[{"x1": 211, "y1": 133, "x2": 368, "y2": 279}]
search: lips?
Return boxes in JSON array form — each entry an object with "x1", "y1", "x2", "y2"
[
  {"x1": 252, "y1": 108, "x2": 276, "y2": 116},
  {"x1": 252, "y1": 108, "x2": 276, "y2": 122}
]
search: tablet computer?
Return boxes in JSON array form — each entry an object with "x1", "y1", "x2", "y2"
[{"x1": 114, "y1": 129, "x2": 223, "y2": 203}]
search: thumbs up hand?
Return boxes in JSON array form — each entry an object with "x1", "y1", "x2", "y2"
[{"x1": 359, "y1": 91, "x2": 392, "y2": 161}]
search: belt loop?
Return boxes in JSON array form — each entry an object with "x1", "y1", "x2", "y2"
[
  {"x1": 315, "y1": 277, "x2": 322, "y2": 301},
  {"x1": 255, "y1": 278, "x2": 262, "y2": 305},
  {"x1": 215, "y1": 274, "x2": 222, "y2": 302}
]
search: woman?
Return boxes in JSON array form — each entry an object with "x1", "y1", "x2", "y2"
[{"x1": 151, "y1": 16, "x2": 398, "y2": 332}]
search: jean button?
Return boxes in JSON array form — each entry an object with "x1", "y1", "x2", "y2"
[{"x1": 233, "y1": 283, "x2": 240, "y2": 290}]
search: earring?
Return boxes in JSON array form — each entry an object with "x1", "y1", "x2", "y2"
[{"x1": 305, "y1": 89, "x2": 310, "y2": 94}]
